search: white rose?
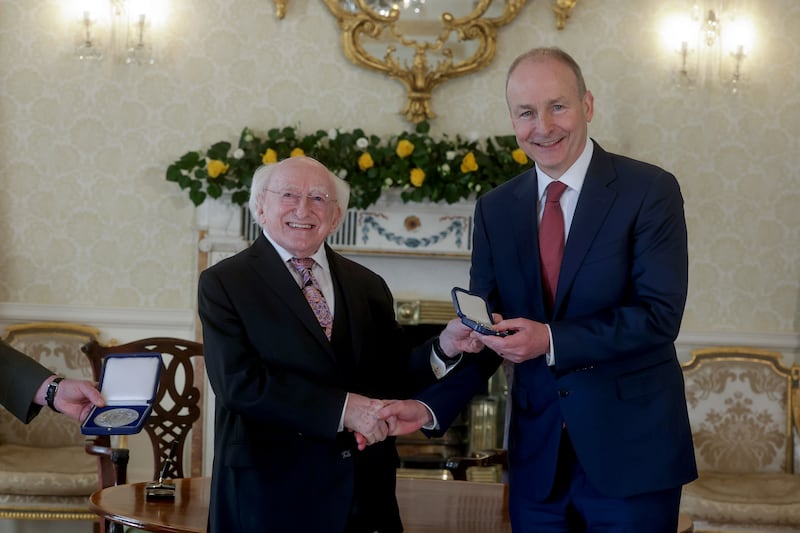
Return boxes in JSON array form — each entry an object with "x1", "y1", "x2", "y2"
[
  {"x1": 233, "y1": 148, "x2": 245, "y2": 159},
  {"x1": 338, "y1": 169, "x2": 348, "y2": 179},
  {"x1": 446, "y1": 151, "x2": 456, "y2": 161},
  {"x1": 328, "y1": 128, "x2": 338, "y2": 141},
  {"x1": 356, "y1": 137, "x2": 369, "y2": 149},
  {"x1": 440, "y1": 163, "x2": 450, "y2": 175}
]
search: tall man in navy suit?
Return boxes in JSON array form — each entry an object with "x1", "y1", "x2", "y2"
[
  {"x1": 379, "y1": 47, "x2": 697, "y2": 532},
  {"x1": 198, "y1": 156, "x2": 476, "y2": 533}
]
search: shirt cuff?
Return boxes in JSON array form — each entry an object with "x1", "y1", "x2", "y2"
[
  {"x1": 338, "y1": 392, "x2": 349, "y2": 432},
  {"x1": 417, "y1": 400, "x2": 439, "y2": 430},
  {"x1": 431, "y1": 337, "x2": 463, "y2": 378},
  {"x1": 545, "y1": 324, "x2": 555, "y2": 366}
]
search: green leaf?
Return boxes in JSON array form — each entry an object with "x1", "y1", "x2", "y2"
[
  {"x1": 207, "y1": 142, "x2": 231, "y2": 160},
  {"x1": 176, "y1": 151, "x2": 201, "y2": 169},
  {"x1": 189, "y1": 189, "x2": 206, "y2": 206},
  {"x1": 165, "y1": 165, "x2": 183, "y2": 182},
  {"x1": 207, "y1": 181, "x2": 222, "y2": 198}
]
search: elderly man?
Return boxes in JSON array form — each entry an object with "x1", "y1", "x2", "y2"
[{"x1": 198, "y1": 156, "x2": 473, "y2": 533}]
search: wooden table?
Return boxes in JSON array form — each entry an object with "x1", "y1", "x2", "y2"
[{"x1": 89, "y1": 477, "x2": 209, "y2": 533}]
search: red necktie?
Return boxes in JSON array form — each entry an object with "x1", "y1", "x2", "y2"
[
  {"x1": 289, "y1": 258, "x2": 333, "y2": 339},
  {"x1": 539, "y1": 181, "x2": 568, "y2": 309}
]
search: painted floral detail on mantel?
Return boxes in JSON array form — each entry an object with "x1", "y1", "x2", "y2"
[
  {"x1": 166, "y1": 122, "x2": 532, "y2": 210},
  {"x1": 360, "y1": 213, "x2": 468, "y2": 250}
]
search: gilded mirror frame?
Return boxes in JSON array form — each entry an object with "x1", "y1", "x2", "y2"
[{"x1": 270, "y1": 0, "x2": 579, "y2": 123}]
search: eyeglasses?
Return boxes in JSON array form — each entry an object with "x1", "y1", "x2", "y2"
[{"x1": 266, "y1": 189, "x2": 334, "y2": 207}]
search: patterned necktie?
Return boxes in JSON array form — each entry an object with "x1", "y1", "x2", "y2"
[
  {"x1": 539, "y1": 181, "x2": 568, "y2": 309},
  {"x1": 289, "y1": 258, "x2": 333, "y2": 340}
]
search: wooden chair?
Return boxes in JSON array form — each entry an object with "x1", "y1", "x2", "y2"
[
  {"x1": 680, "y1": 347, "x2": 800, "y2": 531},
  {"x1": 0, "y1": 322, "x2": 103, "y2": 526},
  {"x1": 82, "y1": 337, "x2": 204, "y2": 533}
]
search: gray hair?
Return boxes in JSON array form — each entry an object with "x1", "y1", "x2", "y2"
[
  {"x1": 505, "y1": 46, "x2": 587, "y2": 98},
  {"x1": 248, "y1": 156, "x2": 351, "y2": 231}
]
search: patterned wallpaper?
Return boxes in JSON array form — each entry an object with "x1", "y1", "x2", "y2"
[{"x1": 0, "y1": 0, "x2": 798, "y2": 339}]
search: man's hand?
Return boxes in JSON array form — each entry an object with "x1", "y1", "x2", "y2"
[
  {"x1": 53, "y1": 379, "x2": 105, "y2": 423},
  {"x1": 475, "y1": 317, "x2": 550, "y2": 363},
  {"x1": 376, "y1": 400, "x2": 432, "y2": 436},
  {"x1": 438, "y1": 318, "x2": 486, "y2": 357},
  {"x1": 343, "y1": 393, "x2": 389, "y2": 448}
]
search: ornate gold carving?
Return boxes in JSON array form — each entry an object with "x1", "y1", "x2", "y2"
[
  {"x1": 273, "y1": 0, "x2": 289, "y2": 19},
  {"x1": 321, "y1": 0, "x2": 528, "y2": 124},
  {"x1": 553, "y1": 0, "x2": 578, "y2": 30}
]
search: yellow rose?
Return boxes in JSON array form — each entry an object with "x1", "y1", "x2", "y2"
[
  {"x1": 460, "y1": 151, "x2": 478, "y2": 173},
  {"x1": 262, "y1": 148, "x2": 277, "y2": 164},
  {"x1": 207, "y1": 159, "x2": 229, "y2": 178},
  {"x1": 409, "y1": 168, "x2": 426, "y2": 187},
  {"x1": 512, "y1": 148, "x2": 529, "y2": 165},
  {"x1": 290, "y1": 147, "x2": 305, "y2": 157},
  {"x1": 358, "y1": 152, "x2": 374, "y2": 171},
  {"x1": 396, "y1": 139, "x2": 415, "y2": 158}
]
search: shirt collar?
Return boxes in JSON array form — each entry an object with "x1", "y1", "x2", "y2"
[
  {"x1": 536, "y1": 139, "x2": 594, "y2": 199},
  {"x1": 262, "y1": 230, "x2": 331, "y2": 274}
]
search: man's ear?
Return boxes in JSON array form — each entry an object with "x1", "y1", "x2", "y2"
[
  {"x1": 330, "y1": 206, "x2": 342, "y2": 231},
  {"x1": 257, "y1": 205, "x2": 268, "y2": 227}
]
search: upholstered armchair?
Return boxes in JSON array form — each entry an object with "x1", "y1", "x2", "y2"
[
  {"x1": 680, "y1": 347, "x2": 800, "y2": 531},
  {"x1": 0, "y1": 322, "x2": 103, "y2": 525}
]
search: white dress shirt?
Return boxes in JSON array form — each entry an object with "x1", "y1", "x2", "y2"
[{"x1": 537, "y1": 139, "x2": 594, "y2": 365}]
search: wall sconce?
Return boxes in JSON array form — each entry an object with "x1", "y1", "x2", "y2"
[
  {"x1": 69, "y1": 0, "x2": 161, "y2": 65},
  {"x1": 661, "y1": 1, "x2": 754, "y2": 93}
]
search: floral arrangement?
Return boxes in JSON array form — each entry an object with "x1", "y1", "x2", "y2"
[{"x1": 166, "y1": 121, "x2": 533, "y2": 210}]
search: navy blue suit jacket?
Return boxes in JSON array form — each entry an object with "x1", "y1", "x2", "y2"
[{"x1": 419, "y1": 141, "x2": 697, "y2": 501}]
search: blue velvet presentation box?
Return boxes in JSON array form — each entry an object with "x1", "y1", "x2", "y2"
[{"x1": 81, "y1": 353, "x2": 162, "y2": 435}]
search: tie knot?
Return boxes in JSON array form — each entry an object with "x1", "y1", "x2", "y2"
[
  {"x1": 289, "y1": 257, "x2": 315, "y2": 272},
  {"x1": 546, "y1": 181, "x2": 567, "y2": 203}
]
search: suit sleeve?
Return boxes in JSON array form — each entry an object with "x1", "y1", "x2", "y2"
[
  {"x1": 552, "y1": 169, "x2": 688, "y2": 369},
  {"x1": 0, "y1": 340, "x2": 52, "y2": 423}
]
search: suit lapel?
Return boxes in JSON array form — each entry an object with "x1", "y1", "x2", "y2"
[
  {"x1": 508, "y1": 169, "x2": 548, "y2": 317},
  {"x1": 246, "y1": 235, "x2": 335, "y2": 355},
  {"x1": 555, "y1": 143, "x2": 617, "y2": 313},
  {"x1": 326, "y1": 247, "x2": 364, "y2": 366}
]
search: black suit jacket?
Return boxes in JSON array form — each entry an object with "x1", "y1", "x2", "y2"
[
  {"x1": 0, "y1": 340, "x2": 51, "y2": 423},
  {"x1": 198, "y1": 234, "x2": 438, "y2": 532},
  {"x1": 418, "y1": 142, "x2": 697, "y2": 504}
]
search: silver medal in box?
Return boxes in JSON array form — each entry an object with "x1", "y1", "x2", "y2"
[{"x1": 81, "y1": 353, "x2": 162, "y2": 435}]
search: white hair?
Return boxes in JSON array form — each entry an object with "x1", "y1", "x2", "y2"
[{"x1": 248, "y1": 157, "x2": 351, "y2": 231}]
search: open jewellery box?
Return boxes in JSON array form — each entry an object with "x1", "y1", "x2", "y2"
[{"x1": 81, "y1": 352, "x2": 162, "y2": 435}]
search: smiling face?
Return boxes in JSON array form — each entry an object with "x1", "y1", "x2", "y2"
[
  {"x1": 506, "y1": 55, "x2": 594, "y2": 179},
  {"x1": 256, "y1": 157, "x2": 342, "y2": 258}
]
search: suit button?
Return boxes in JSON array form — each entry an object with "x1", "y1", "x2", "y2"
[{"x1": 558, "y1": 389, "x2": 569, "y2": 398}]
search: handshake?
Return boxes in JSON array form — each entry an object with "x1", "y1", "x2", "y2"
[
  {"x1": 342, "y1": 314, "x2": 519, "y2": 450},
  {"x1": 344, "y1": 395, "x2": 433, "y2": 450}
]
